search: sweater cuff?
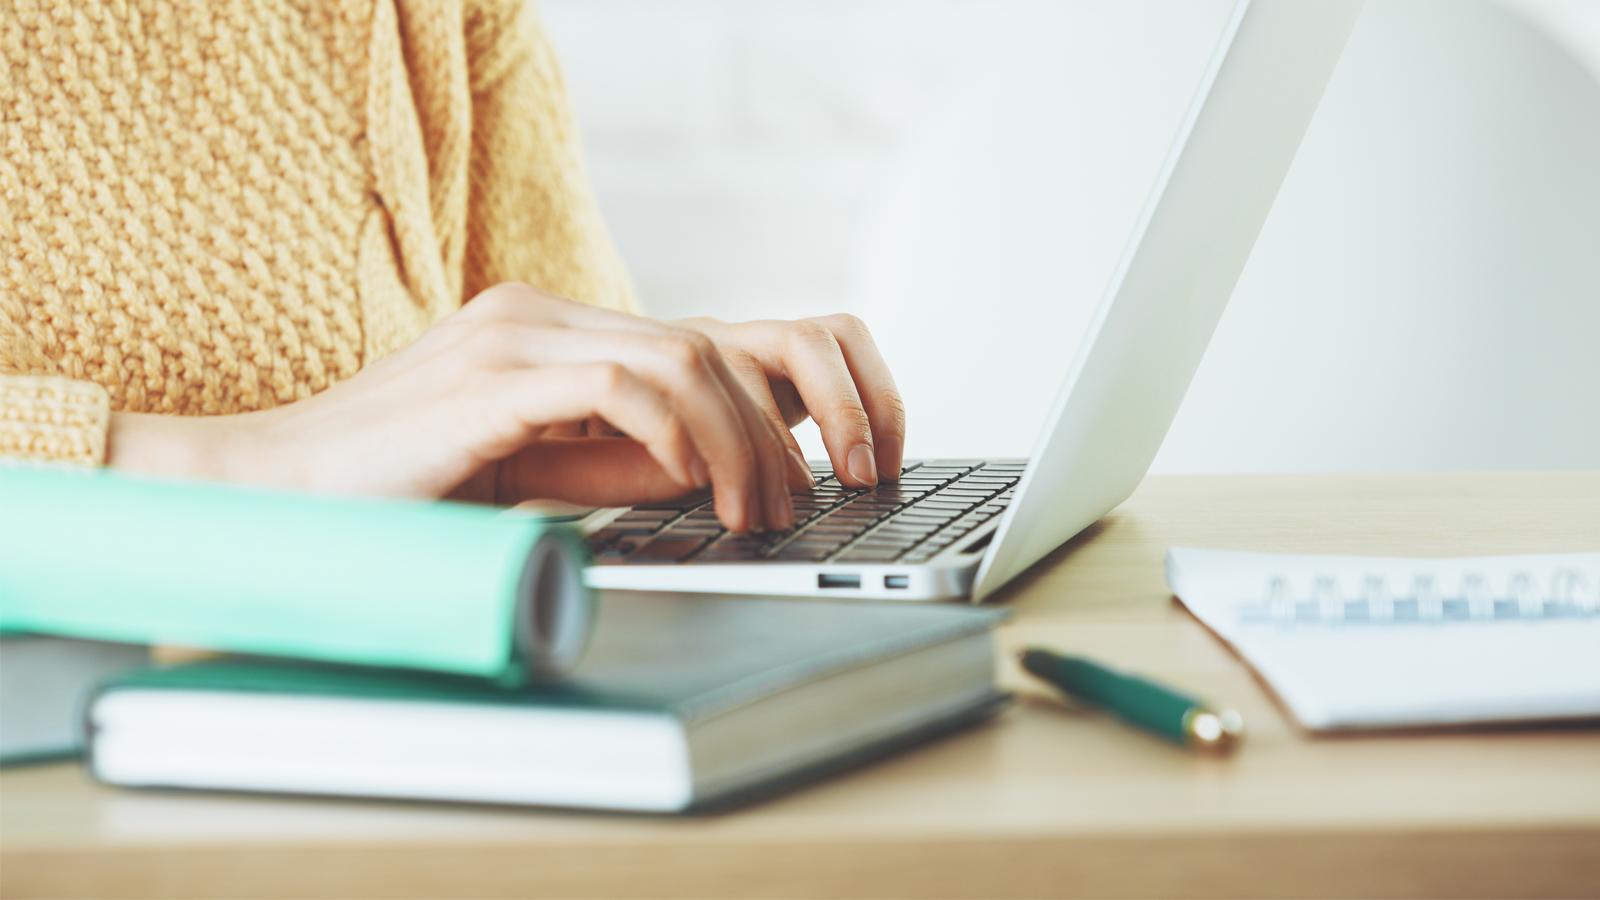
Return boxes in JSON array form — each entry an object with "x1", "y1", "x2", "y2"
[{"x1": 0, "y1": 375, "x2": 112, "y2": 466}]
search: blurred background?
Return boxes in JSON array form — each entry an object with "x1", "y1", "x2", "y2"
[{"x1": 540, "y1": 0, "x2": 1600, "y2": 473}]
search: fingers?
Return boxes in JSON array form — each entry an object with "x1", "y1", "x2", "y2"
[
  {"x1": 531, "y1": 302, "x2": 796, "y2": 531},
  {"x1": 811, "y1": 314, "x2": 906, "y2": 482},
  {"x1": 721, "y1": 349, "x2": 815, "y2": 491},
  {"x1": 689, "y1": 314, "x2": 906, "y2": 486},
  {"x1": 724, "y1": 320, "x2": 879, "y2": 489},
  {"x1": 504, "y1": 325, "x2": 791, "y2": 532},
  {"x1": 705, "y1": 349, "x2": 800, "y2": 528},
  {"x1": 490, "y1": 363, "x2": 702, "y2": 495},
  {"x1": 313, "y1": 282, "x2": 902, "y2": 511},
  {"x1": 459, "y1": 284, "x2": 898, "y2": 527}
]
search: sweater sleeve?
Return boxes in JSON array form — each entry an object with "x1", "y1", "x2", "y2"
[
  {"x1": 456, "y1": 0, "x2": 640, "y2": 313},
  {"x1": 0, "y1": 374, "x2": 111, "y2": 466}
]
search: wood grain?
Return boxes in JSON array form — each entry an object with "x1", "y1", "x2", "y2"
[{"x1": 4, "y1": 472, "x2": 1598, "y2": 898}]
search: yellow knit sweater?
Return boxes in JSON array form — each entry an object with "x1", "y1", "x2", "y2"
[{"x1": 1, "y1": 0, "x2": 634, "y2": 465}]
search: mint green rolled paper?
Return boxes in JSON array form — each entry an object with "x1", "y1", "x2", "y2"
[{"x1": 0, "y1": 467, "x2": 593, "y2": 683}]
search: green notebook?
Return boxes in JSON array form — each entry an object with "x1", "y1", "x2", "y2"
[
  {"x1": 86, "y1": 593, "x2": 1009, "y2": 813},
  {"x1": 0, "y1": 467, "x2": 591, "y2": 682}
]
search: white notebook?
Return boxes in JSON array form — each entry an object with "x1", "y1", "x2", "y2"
[{"x1": 1165, "y1": 548, "x2": 1600, "y2": 731}]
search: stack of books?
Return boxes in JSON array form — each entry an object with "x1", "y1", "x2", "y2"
[
  {"x1": 1, "y1": 468, "x2": 1008, "y2": 812},
  {"x1": 5, "y1": 595, "x2": 1005, "y2": 813}
]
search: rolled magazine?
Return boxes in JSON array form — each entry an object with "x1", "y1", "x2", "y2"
[{"x1": 0, "y1": 467, "x2": 593, "y2": 683}]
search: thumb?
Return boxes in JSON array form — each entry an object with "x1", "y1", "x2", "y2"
[{"x1": 497, "y1": 437, "x2": 697, "y2": 507}]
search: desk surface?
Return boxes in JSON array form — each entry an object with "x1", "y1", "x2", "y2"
[{"x1": 4, "y1": 472, "x2": 1599, "y2": 899}]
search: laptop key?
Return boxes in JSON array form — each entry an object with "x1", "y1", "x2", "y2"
[
  {"x1": 806, "y1": 518, "x2": 868, "y2": 530},
  {"x1": 836, "y1": 547, "x2": 901, "y2": 563},
  {"x1": 591, "y1": 539, "x2": 638, "y2": 559},
  {"x1": 773, "y1": 542, "x2": 839, "y2": 562},
  {"x1": 810, "y1": 516, "x2": 870, "y2": 528},
  {"x1": 873, "y1": 523, "x2": 939, "y2": 538},
  {"x1": 916, "y1": 502, "x2": 976, "y2": 514},
  {"x1": 615, "y1": 509, "x2": 679, "y2": 522},
  {"x1": 899, "y1": 500, "x2": 960, "y2": 512},
  {"x1": 826, "y1": 507, "x2": 883, "y2": 519},
  {"x1": 936, "y1": 493, "x2": 994, "y2": 504},
  {"x1": 802, "y1": 530, "x2": 867, "y2": 545},
  {"x1": 662, "y1": 524, "x2": 726, "y2": 539},
  {"x1": 902, "y1": 495, "x2": 960, "y2": 507},
  {"x1": 694, "y1": 544, "x2": 764, "y2": 562},
  {"x1": 869, "y1": 494, "x2": 928, "y2": 506},
  {"x1": 631, "y1": 536, "x2": 713, "y2": 563},
  {"x1": 849, "y1": 507, "x2": 906, "y2": 519},
  {"x1": 850, "y1": 496, "x2": 907, "y2": 507},
  {"x1": 599, "y1": 523, "x2": 665, "y2": 538},
  {"x1": 632, "y1": 491, "x2": 713, "y2": 511},
  {"x1": 878, "y1": 515, "x2": 941, "y2": 528},
  {"x1": 853, "y1": 537, "x2": 918, "y2": 551},
  {"x1": 894, "y1": 513, "x2": 960, "y2": 527},
  {"x1": 697, "y1": 534, "x2": 783, "y2": 560},
  {"x1": 871, "y1": 489, "x2": 929, "y2": 502}
]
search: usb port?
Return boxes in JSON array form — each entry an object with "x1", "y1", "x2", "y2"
[
  {"x1": 884, "y1": 575, "x2": 910, "y2": 589},
  {"x1": 817, "y1": 574, "x2": 861, "y2": 589}
]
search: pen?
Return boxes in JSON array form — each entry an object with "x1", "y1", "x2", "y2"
[{"x1": 1018, "y1": 648, "x2": 1244, "y2": 752}]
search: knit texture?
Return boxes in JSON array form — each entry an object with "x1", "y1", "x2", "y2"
[
  {"x1": 1, "y1": 0, "x2": 634, "y2": 462},
  {"x1": 0, "y1": 375, "x2": 110, "y2": 465}
]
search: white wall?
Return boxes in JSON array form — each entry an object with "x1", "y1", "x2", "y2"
[{"x1": 542, "y1": 0, "x2": 1600, "y2": 472}]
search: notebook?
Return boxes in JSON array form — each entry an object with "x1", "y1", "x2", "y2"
[
  {"x1": 1165, "y1": 547, "x2": 1600, "y2": 730},
  {"x1": 1, "y1": 467, "x2": 591, "y2": 683},
  {"x1": 0, "y1": 634, "x2": 148, "y2": 765},
  {"x1": 86, "y1": 593, "x2": 1009, "y2": 813}
]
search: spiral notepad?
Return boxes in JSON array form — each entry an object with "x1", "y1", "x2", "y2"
[{"x1": 1165, "y1": 548, "x2": 1600, "y2": 730}]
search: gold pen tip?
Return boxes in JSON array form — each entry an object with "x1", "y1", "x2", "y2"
[{"x1": 1186, "y1": 708, "x2": 1245, "y2": 752}]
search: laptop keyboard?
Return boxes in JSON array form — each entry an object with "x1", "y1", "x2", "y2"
[{"x1": 586, "y1": 461, "x2": 1022, "y2": 566}]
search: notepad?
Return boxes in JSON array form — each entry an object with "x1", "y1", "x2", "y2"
[{"x1": 1165, "y1": 548, "x2": 1600, "y2": 730}]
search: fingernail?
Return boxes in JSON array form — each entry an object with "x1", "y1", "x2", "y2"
[
  {"x1": 847, "y1": 444, "x2": 878, "y2": 487},
  {"x1": 790, "y1": 448, "x2": 816, "y2": 488},
  {"x1": 690, "y1": 458, "x2": 711, "y2": 488}
]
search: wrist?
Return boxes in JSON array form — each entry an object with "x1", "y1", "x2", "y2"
[{"x1": 106, "y1": 412, "x2": 251, "y2": 483}]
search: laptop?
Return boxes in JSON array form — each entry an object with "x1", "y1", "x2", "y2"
[{"x1": 584, "y1": 0, "x2": 1365, "y2": 602}]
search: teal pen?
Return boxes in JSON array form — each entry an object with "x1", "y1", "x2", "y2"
[{"x1": 1019, "y1": 648, "x2": 1244, "y2": 752}]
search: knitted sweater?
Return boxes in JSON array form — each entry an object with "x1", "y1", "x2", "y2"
[{"x1": 1, "y1": 0, "x2": 634, "y2": 465}]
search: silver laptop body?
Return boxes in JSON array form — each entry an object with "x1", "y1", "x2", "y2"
[{"x1": 584, "y1": 0, "x2": 1365, "y2": 602}]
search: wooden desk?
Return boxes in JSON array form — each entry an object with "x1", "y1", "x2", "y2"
[{"x1": 4, "y1": 473, "x2": 1598, "y2": 899}]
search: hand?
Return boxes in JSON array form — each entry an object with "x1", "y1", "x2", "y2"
[
  {"x1": 107, "y1": 284, "x2": 806, "y2": 532},
  {"x1": 672, "y1": 314, "x2": 906, "y2": 488}
]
